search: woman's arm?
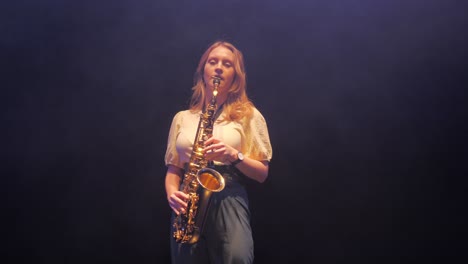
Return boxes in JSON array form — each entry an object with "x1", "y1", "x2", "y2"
[
  {"x1": 229, "y1": 153, "x2": 269, "y2": 183},
  {"x1": 165, "y1": 165, "x2": 188, "y2": 215},
  {"x1": 203, "y1": 137, "x2": 269, "y2": 183}
]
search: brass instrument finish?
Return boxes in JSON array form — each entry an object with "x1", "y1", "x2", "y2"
[{"x1": 173, "y1": 77, "x2": 225, "y2": 244}]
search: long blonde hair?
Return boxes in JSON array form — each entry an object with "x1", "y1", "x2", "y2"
[{"x1": 189, "y1": 41, "x2": 253, "y2": 122}]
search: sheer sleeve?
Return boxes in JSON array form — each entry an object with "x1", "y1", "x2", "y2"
[
  {"x1": 243, "y1": 108, "x2": 273, "y2": 162},
  {"x1": 164, "y1": 111, "x2": 184, "y2": 169}
]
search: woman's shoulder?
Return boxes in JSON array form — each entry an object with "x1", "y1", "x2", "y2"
[
  {"x1": 174, "y1": 109, "x2": 191, "y2": 116},
  {"x1": 251, "y1": 106, "x2": 267, "y2": 122},
  {"x1": 251, "y1": 106, "x2": 262, "y2": 116},
  {"x1": 238, "y1": 106, "x2": 268, "y2": 129},
  {"x1": 174, "y1": 109, "x2": 199, "y2": 117},
  {"x1": 171, "y1": 109, "x2": 200, "y2": 123}
]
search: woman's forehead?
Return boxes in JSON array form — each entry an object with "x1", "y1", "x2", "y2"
[{"x1": 208, "y1": 46, "x2": 235, "y2": 59}]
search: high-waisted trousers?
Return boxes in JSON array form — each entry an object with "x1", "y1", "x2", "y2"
[{"x1": 170, "y1": 166, "x2": 253, "y2": 264}]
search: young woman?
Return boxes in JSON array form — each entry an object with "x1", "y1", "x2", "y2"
[{"x1": 164, "y1": 40, "x2": 272, "y2": 264}]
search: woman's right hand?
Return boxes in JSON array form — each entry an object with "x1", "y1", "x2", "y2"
[
  {"x1": 165, "y1": 165, "x2": 188, "y2": 215},
  {"x1": 168, "y1": 190, "x2": 189, "y2": 215}
]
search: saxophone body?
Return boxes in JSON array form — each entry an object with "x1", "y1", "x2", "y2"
[{"x1": 173, "y1": 77, "x2": 226, "y2": 244}]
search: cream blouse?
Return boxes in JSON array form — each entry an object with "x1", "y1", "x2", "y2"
[{"x1": 164, "y1": 107, "x2": 273, "y2": 170}]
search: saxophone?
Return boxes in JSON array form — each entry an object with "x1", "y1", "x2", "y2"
[{"x1": 173, "y1": 77, "x2": 226, "y2": 244}]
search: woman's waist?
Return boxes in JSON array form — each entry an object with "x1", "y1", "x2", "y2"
[{"x1": 183, "y1": 163, "x2": 245, "y2": 186}]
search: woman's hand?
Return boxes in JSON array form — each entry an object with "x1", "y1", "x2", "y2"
[
  {"x1": 203, "y1": 137, "x2": 269, "y2": 183},
  {"x1": 168, "y1": 190, "x2": 189, "y2": 215},
  {"x1": 203, "y1": 136, "x2": 237, "y2": 164}
]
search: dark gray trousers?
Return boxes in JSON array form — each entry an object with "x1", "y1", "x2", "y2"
[{"x1": 170, "y1": 169, "x2": 253, "y2": 264}]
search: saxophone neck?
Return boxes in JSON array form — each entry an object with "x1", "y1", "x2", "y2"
[{"x1": 211, "y1": 76, "x2": 221, "y2": 105}]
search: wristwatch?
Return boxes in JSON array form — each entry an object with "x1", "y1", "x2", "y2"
[{"x1": 231, "y1": 151, "x2": 244, "y2": 166}]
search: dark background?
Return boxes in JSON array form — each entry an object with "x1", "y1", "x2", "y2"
[{"x1": 2, "y1": 0, "x2": 467, "y2": 263}]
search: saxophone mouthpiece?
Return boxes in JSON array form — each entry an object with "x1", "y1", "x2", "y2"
[{"x1": 213, "y1": 76, "x2": 221, "y2": 86}]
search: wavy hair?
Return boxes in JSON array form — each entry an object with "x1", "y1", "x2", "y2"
[{"x1": 189, "y1": 41, "x2": 253, "y2": 122}]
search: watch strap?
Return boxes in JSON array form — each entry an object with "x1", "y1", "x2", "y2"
[
  {"x1": 231, "y1": 152, "x2": 244, "y2": 166},
  {"x1": 231, "y1": 158, "x2": 242, "y2": 166}
]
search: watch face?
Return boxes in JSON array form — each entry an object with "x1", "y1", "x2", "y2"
[{"x1": 238, "y1": 152, "x2": 244, "y2": 161}]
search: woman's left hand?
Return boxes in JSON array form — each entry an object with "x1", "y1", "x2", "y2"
[{"x1": 203, "y1": 137, "x2": 236, "y2": 163}]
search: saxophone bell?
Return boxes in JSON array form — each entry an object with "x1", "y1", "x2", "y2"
[{"x1": 197, "y1": 168, "x2": 225, "y2": 192}]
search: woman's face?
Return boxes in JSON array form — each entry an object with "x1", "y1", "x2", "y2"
[{"x1": 203, "y1": 46, "x2": 236, "y2": 94}]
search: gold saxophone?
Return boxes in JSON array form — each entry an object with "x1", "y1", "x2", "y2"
[{"x1": 173, "y1": 77, "x2": 226, "y2": 244}]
